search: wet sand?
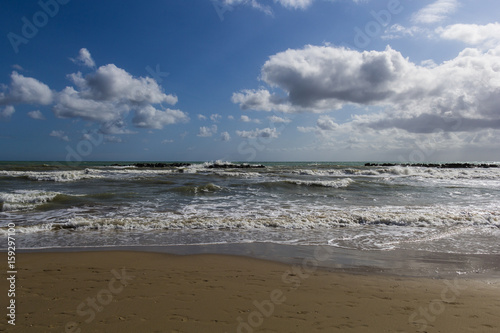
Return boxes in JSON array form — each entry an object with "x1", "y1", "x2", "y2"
[{"x1": 1, "y1": 251, "x2": 499, "y2": 332}]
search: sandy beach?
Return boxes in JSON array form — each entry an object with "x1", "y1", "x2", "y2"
[{"x1": 1, "y1": 251, "x2": 499, "y2": 332}]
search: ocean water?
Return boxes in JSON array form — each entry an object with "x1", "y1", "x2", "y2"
[{"x1": 1, "y1": 161, "x2": 499, "y2": 257}]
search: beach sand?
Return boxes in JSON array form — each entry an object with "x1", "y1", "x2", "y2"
[{"x1": 1, "y1": 251, "x2": 499, "y2": 332}]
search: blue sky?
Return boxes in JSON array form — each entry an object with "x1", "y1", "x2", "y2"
[{"x1": 1, "y1": 0, "x2": 500, "y2": 162}]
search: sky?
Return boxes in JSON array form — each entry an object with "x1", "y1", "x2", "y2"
[{"x1": 1, "y1": 0, "x2": 500, "y2": 162}]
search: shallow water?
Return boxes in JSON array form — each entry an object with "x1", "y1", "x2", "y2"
[{"x1": 1, "y1": 161, "x2": 499, "y2": 258}]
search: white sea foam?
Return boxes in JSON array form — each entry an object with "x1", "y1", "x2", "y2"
[
  {"x1": 0, "y1": 168, "x2": 179, "y2": 182},
  {"x1": 0, "y1": 169, "x2": 103, "y2": 182},
  {"x1": 285, "y1": 178, "x2": 353, "y2": 188},
  {"x1": 5, "y1": 203, "x2": 497, "y2": 232},
  {"x1": 0, "y1": 190, "x2": 62, "y2": 211}
]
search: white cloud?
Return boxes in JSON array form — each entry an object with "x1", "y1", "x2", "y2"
[
  {"x1": 0, "y1": 72, "x2": 53, "y2": 106},
  {"x1": 0, "y1": 48, "x2": 187, "y2": 131},
  {"x1": 412, "y1": 0, "x2": 458, "y2": 24},
  {"x1": 297, "y1": 115, "x2": 342, "y2": 134},
  {"x1": 420, "y1": 59, "x2": 438, "y2": 68},
  {"x1": 0, "y1": 106, "x2": 15, "y2": 120},
  {"x1": 232, "y1": 89, "x2": 296, "y2": 113},
  {"x1": 198, "y1": 114, "x2": 207, "y2": 120},
  {"x1": 382, "y1": 24, "x2": 425, "y2": 40},
  {"x1": 316, "y1": 115, "x2": 339, "y2": 131},
  {"x1": 275, "y1": 0, "x2": 314, "y2": 10},
  {"x1": 132, "y1": 105, "x2": 188, "y2": 129},
  {"x1": 210, "y1": 113, "x2": 222, "y2": 122},
  {"x1": 220, "y1": 131, "x2": 231, "y2": 141},
  {"x1": 228, "y1": 115, "x2": 235, "y2": 120},
  {"x1": 297, "y1": 126, "x2": 316, "y2": 133},
  {"x1": 49, "y1": 130, "x2": 69, "y2": 142},
  {"x1": 222, "y1": 0, "x2": 317, "y2": 13},
  {"x1": 268, "y1": 115, "x2": 291, "y2": 123},
  {"x1": 54, "y1": 62, "x2": 186, "y2": 130},
  {"x1": 71, "y1": 48, "x2": 96, "y2": 68},
  {"x1": 66, "y1": 64, "x2": 177, "y2": 105},
  {"x1": 233, "y1": 43, "x2": 500, "y2": 137},
  {"x1": 234, "y1": 45, "x2": 418, "y2": 113},
  {"x1": 236, "y1": 127, "x2": 279, "y2": 139},
  {"x1": 54, "y1": 86, "x2": 126, "y2": 123},
  {"x1": 240, "y1": 115, "x2": 261, "y2": 123},
  {"x1": 198, "y1": 125, "x2": 218, "y2": 137},
  {"x1": 437, "y1": 22, "x2": 500, "y2": 48},
  {"x1": 221, "y1": 0, "x2": 272, "y2": 15},
  {"x1": 28, "y1": 110, "x2": 45, "y2": 120},
  {"x1": 161, "y1": 139, "x2": 174, "y2": 144}
]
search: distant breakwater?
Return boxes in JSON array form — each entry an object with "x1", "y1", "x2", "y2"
[
  {"x1": 365, "y1": 163, "x2": 499, "y2": 168},
  {"x1": 117, "y1": 162, "x2": 266, "y2": 169}
]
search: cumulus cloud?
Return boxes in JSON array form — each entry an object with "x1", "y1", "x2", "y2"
[
  {"x1": 240, "y1": 115, "x2": 261, "y2": 123},
  {"x1": 233, "y1": 43, "x2": 500, "y2": 136},
  {"x1": 53, "y1": 60, "x2": 186, "y2": 130},
  {"x1": 0, "y1": 106, "x2": 15, "y2": 120},
  {"x1": 412, "y1": 0, "x2": 458, "y2": 24},
  {"x1": 198, "y1": 125, "x2": 218, "y2": 137},
  {"x1": 65, "y1": 64, "x2": 177, "y2": 105},
  {"x1": 437, "y1": 22, "x2": 500, "y2": 48},
  {"x1": 382, "y1": 24, "x2": 425, "y2": 40},
  {"x1": 0, "y1": 72, "x2": 53, "y2": 106},
  {"x1": 316, "y1": 115, "x2": 339, "y2": 131},
  {"x1": 28, "y1": 110, "x2": 45, "y2": 120},
  {"x1": 233, "y1": 45, "x2": 419, "y2": 113},
  {"x1": 221, "y1": 0, "x2": 313, "y2": 15},
  {"x1": 275, "y1": 0, "x2": 314, "y2": 9},
  {"x1": 0, "y1": 49, "x2": 187, "y2": 132},
  {"x1": 297, "y1": 126, "x2": 316, "y2": 133},
  {"x1": 198, "y1": 114, "x2": 207, "y2": 120},
  {"x1": 220, "y1": 131, "x2": 231, "y2": 141},
  {"x1": 268, "y1": 115, "x2": 291, "y2": 123},
  {"x1": 132, "y1": 105, "x2": 188, "y2": 129},
  {"x1": 236, "y1": 127, "x2": 279, "y2": 139},
  {"x1": 365, "y1": 114, "x2": 500, "y2": 133},
  {"x1": 71, "y1": 48, "x2": 96, "y2": 68},
  {"x1": 232, "y1": 89, "x2": 296, "y2": 113},
  {"x1": 219, "y1": 0, "x2": 272, "y2": 15},
  {"x1": 297, "y1": 115, "x2": 341, "y2": 134},
  {"x1": 49, "y1": 130, "x2": 70, "y2": 142},
  {"x1": 210, "y1": 113, "x2": 222, "y2": 122}
]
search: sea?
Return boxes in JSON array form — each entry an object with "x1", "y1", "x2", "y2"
[{"x1": 1, "y1": 161, "x2": 499, "y2": 276}]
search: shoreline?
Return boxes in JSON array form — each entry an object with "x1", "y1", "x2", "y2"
[
  {"x1": 1, "y1": 250, "x2": 499, "y2": 332},
  {"x1": 14, "y1": 242, "x2": 500, "y2": 279}
]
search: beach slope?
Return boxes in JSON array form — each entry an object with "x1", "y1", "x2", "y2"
[{"x1": 1, "y1": 251, "x2": 499, "y2": 332}]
